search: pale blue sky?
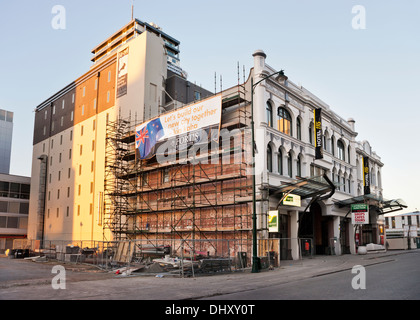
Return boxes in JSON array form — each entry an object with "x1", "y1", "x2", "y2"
[{"x1": 0, "y1": 0, "x2": 419, "y2": 213}]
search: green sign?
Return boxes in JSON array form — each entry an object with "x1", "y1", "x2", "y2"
[{"x1": 268, "y1": 211, "x2": 279, "y2": 232}]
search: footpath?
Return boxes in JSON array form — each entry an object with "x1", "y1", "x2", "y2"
[{"x1": 0, "y1": 250, "x2": 416, "y2": 300}]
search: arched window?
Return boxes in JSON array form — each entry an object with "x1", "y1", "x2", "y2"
[
  {"x1": 347, "y1": 145, "x2": 351, "y2": 164},
  {"x1": 266, "y1": 102, "x2": 273, "y2": 127},
  {"x1": 277, "y1": 107, "x2": 292, "y2": 135},
  {"x1": 267, "y1": 145, "x2": 272, "y2": 172},
  {"x1": 337, "y1": 140, "x2": 345, "y2": 161},
  {"x1": 309, "y1": 123, "x2": 314, "y2": 145},
  {"x1": 278, "y1": 148, "x2": 283, "y2": 175},
  {"x1": 297, "y1": 155, "x2": 302, "y2": 177},
  {"x1": 287, "y1": 152, "x2": 292, "y2": 177},
  {"x1": 296, "y1": 117, "x2": 302, "y2": 140},
  {"x1": 331, "y1": 136, "x2": 335, "y2": 156}
]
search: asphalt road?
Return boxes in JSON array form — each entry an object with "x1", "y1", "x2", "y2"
[{"x1": 202, "y1": 250, "x2": 420, "y2": 300}]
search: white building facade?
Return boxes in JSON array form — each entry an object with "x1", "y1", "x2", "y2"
[{"x1": 250, "y1": 50, "x2": 398, "y2": 258}]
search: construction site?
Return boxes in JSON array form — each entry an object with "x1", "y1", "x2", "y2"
[{"x1": 99, "y1": 81, "x2": 258, "y2": 275}]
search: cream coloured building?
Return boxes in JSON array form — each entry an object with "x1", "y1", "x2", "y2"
[{"x1": 27, "y1": 19, "x2": 211, "y2": 243}]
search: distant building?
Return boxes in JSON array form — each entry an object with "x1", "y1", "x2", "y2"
[
  {"x1": 0, "y1": 174, "x2": 30, "y2": 253},
  {"x1": 0, "y1": 109, "x2": 13, "y2": 174},
  {"x1": 0, "y1": 108, "x2": 31, "y2": 253}
]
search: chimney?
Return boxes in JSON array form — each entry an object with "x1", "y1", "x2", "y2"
[{"x1": 347, "y1": 118, "x2": 355, "y2": 131}]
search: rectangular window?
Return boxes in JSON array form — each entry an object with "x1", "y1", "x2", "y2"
[
  {"x1": 92, "y1": 140, "x2": 95, "y2": 151},
  {"x1": 162, "y1": 167, "x2": 170, "y2": 183},
  {"x1": 62, "y1": 99, "x2": 65, "y2": 109},
  {"x1": 107, "y1": 91, "x2": 110, "y2": 103},
  {"x1": 80, "y1": 145, "x2": 83, "y2": 155},
  {"x1": 95, "y1": 78, "x2": 98, "y2": 90},
  {"x1": 79, "y1": 164, "x2": 82, "y2": 175},
  {"x1": 194, "y1": 91, "x2": 201, "y2": 101},
  {"x1": 71, "y1": 111, "x2": 74, "y2": 121},
  {"x1": 93, "y1": 98, "x2": 97, "y2": 109},
  {"x1": 108, "y1": 71, "x2": 111, "y2": 82},
  {"x1": 83, "y1": 86, "x2": 86, "y2": 97},
  {"x1": 67, "y1": 187, "x2": 70, "y2": 198},
  {"x1": 72, "y1": 93, "x2": 75, "y2": 103},
  {"x1": 56, "y1": 207, "x2": 59, "y2": 218},
  {"x1": 57, "y1": 189, "x2": 60, "y2": 200},
  {"x1": 81, "y1": 105, "x2": 84, "y2": 116},
  {"x1": 66, "y1": 206, "x2": 69, "y2": 217},
  {"x1": 77, "y1": 205, "x2": 80, "y2": 216}
]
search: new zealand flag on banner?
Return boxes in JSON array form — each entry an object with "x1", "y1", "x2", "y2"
[{"x1": 136, "y1": 118, "x2": 164, "y2": 159}]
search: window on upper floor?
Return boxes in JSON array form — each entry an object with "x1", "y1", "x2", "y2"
[
  {"x1": 278, "y1": 148, "x2": 283, "y2": 175},
  {"x1": 277, "y1": 107, "x2": 292, "y2": 136},
  {"x1": 337, "y1": 140, "x2": 345, "y2": 161},
  {"x1": 266, "y1": 102, "x2": 273, "y2": 127},
  {"x1": 287, "y1": 152, "x2": 292, "y2": 177},
  {"x1": 297, "y1": 155, "x2": 302, "y2": 177},
  {"x1": 267, "y1": 145, "x2": 273, "y2": 172},
  {"x1": 296, "y1": 118, "x2": 302, "y2": 140}
]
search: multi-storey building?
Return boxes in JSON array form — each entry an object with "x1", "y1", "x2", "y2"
[
  {"x1": 0, "y1": 108, "x2": 31, "y2": 253},
  {"x1": 250, "y1": 50, "x2": 406, "y2": 257},
  {"x1": 0, "y1": 174, "x2": 30, "y2": 253},
  {"x1": 27, "y1": 19, "x2": 211, "y2": 243}
]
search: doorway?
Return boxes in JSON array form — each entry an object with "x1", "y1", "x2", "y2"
[{"x1": 298, "y1": 202, "x2": 333, "y2": 255}]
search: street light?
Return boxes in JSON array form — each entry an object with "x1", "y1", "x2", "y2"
[{"x1": 251, "y1": 69, "x2": 287, "y2": 273}]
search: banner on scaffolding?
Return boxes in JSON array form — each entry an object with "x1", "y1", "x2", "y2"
[{"x1": 135, "y1": 94, "x2": 222, "y2": 159}]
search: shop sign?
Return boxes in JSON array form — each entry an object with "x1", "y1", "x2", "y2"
[
  {"x1": 351, "y1": 203, "x2": 369, "y2": 224},
  {"x1": 268, "y1": 210, "x2": 279, "y2": 232},
  {"x1": 281, "y1": 193, "x2": 301, "y2": 207}
]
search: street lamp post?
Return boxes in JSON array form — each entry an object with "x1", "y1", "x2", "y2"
[{"x1": 251, "y1": 69, "x2": 286, "y2": 273}]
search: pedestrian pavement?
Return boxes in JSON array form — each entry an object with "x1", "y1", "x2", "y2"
[{"x1": 0, "y1": 250, "x2": 417, "y2": 300}]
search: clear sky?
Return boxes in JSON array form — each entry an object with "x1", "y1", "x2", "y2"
[{"x1": 0, "y1": 0, "x2": 419, "y2": 214}]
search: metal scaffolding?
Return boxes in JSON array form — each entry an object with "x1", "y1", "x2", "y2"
[{"x1": 103, "y1": 81, "x2": 255, "y2": 261}]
